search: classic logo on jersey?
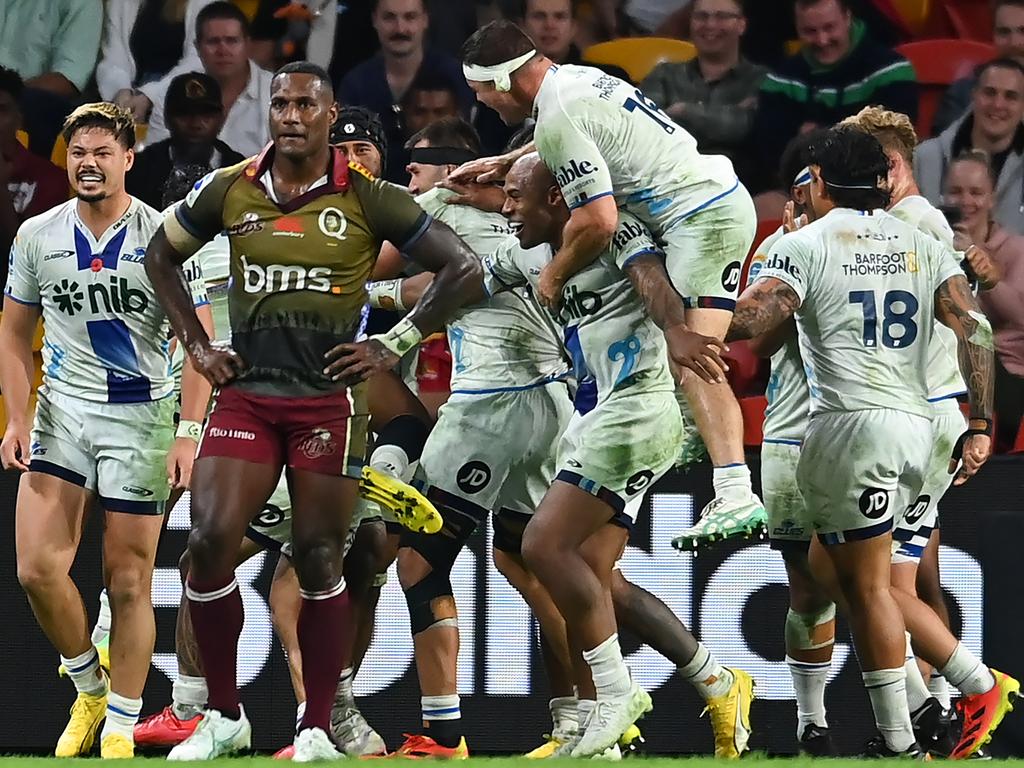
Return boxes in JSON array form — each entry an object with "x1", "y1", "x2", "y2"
[
  {"x1": 858, "y1": 487, "x2": 890, "y2": 519},
  {"x1": 253, "y1": 504, "x2": 286, "y2": 528},
  {"x1": 241, "y1": 255, "x2": 332, "y2": 294},
  {"x1": 843, "y1": 250, "x2": 919, "y2": 277},
  {"x1": 558, "y1": 284, "x2": 602, "y2": 322},
  {"x1": 554, "y1": 159, "x2": 598, "y2": 189},
  {"x1": 228, "y1": 212, "x2": 263, "y2": 237},
  {"x1": 721, "y1": 261, "x2": 742, "y2": 292},
  {"x1": 901, "y1": 494, "x2": 931, "y2": 526},
  {"x1": 763, "y1": 253, "x2": 801, "y2": 281},
  {"x1": 625, "y1": 469, "x2": 654, "y2": 495},
  {"x1": 457, "y1": 461, "x2": 492, "y2": 494},
  {"x1": 318, "y1": 207, "x2": 347, "y2": 241},
  {"x1": 44, "y1": 249, "x2": 73, "y2": 261},
  {"x1": 298, "y1": 428, "x2": 337, "y2": 460}
]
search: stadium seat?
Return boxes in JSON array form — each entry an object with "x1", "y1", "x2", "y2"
[
  {"x1": 582, "y1": 37, "x2": 696, "y2": 84},
  {"x1": 739, "y1": 396, "x2": 767, "y2": 448},
  {"x1": 895, "y1": 39, "x2": 995, "y2": 138},
  {"x1": 890, "y1": 0, "x2": 932, "y2": 34},
  {"x1": 941, "y1": 0, "x2": 994, "y2": 42}
]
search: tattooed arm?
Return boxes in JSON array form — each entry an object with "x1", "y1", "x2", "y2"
[
  {"x1": 726, "y1": 278, "x2": 802, "y2": 342},
  {"x1": 934, "y1": 273, "x2": 995, "y2": 485}
]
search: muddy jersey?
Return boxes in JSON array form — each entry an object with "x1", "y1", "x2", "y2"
[{"x1": 163, "y1": 148, "x2": 429, "y2": 396}]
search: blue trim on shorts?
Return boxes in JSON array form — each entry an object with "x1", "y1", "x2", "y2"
[
  {"x1": 665, "y1": 178, "x2": 741, "y2": 228},
  {"x1": 426, "y1": 485, "x2": 491, "y2": 523},
  {"x1": 817, "y1": 518, "x2": 892, "y2": 545},
  {"x1": 928, "y1": 391, "x2": 967, "y2": 403},
  {"x1": 769, "y1": 536, "x2": 811, "y2": 554},
  {"x1": 449, "y1": 373, "x2": 569, "y2": 396},
  {"x1": 555, "y1": 470, "x2": 632, "y2": 531},
  {"x1": 894, "y1": 541, "x2": 926, "y2": 559},
  {"x1": 29, "y1": 460, "x2": 88, "y2": 488},
  {"x1": 683, "y1": 296, "x2": 737, "y2": 311},
  {"x1": 568, "y1": 190, "x2": 614, "y2": 211},
  {"x1": 4, "y1": 290, "x2": 40, "y2": 306},
  {"x1": 102, "y1": 496, "x2": 164, "y2": 515},
  {"x1": 245, "y1": 526, "x2": 285, "y2": 553},
  {"x1": 894, "y1": 524, "x2": 933, "y2": 543},
  {"x1": 763, "y1": 438, "x2": 802, "y2": 446}
]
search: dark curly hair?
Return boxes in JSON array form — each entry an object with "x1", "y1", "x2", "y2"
[{"x1": 807, "y1": 125, "x2": 891, "y2": 210}]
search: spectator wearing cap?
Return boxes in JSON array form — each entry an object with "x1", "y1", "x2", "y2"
[
  {"x1": 127, "y1": 72, "x2": 245, "y2": 209},
  {"x1": 0, "y1": 67, "x2": 68, "y2": 281},
  {"x1": 0, "y1": 0, "x2": 103, "y2": 158},
  {"x1": 331, "y1": 106, "x2": 389, "y2": 178},
  {"x1": 340, "y1": 0, "x2": 475, "y2": 183},
  {"x1": 134, "y1": 2, "x2": 274, "y2": 157},
  {"x1": 915, "y1": 59, "x2": 1024, "y2": 235}
]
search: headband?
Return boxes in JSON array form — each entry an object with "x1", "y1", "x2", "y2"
[
  {"x1": 410, "y1": 146, "x2": 479, "y2": 167},
  {"x1": 793, "y1": 167, "x2": 812, "y2": 187},
  {"x1": 463, "y1": 50, "x2": 536, "y2": 92},
  {"x1": 824, "y1": 179, "x2": 878, "y2": 190}
]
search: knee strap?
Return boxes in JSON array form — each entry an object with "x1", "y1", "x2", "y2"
[{"x1": 785, "y1": 605, "x2": 837, "y2": 652}]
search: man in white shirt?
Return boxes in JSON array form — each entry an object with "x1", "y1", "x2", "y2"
[{"x1": 139, "y1": 2, "x2": 273, "y2": 157}]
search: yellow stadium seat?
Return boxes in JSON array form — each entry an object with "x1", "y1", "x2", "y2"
[
  {"x1": 891, "y1": 0, "x2": 932, "y2": 34},
  {"x1": 583, "y1": 37, "x2": 696, "y2": 84},
  {"x1": 16, "y1": 129, "x2": 28, "y2": 148}
]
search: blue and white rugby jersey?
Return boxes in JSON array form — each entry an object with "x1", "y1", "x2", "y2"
[{"x1": 5, "y1": 197, "x2": 207, "y2": 403}]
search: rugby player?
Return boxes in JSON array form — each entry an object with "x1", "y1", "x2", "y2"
[
  {"x1": 144, "y1": 62, "x2": 482, "y2": 761},
  {"x1": 0, "y1": 103, "x2": 209, "y2": 758}
]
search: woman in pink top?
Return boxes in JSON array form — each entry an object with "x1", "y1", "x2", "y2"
[{"x1": 946, "y1": 150, "x2": 1024, "y2": 452}]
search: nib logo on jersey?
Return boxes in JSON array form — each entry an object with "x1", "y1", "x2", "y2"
[
  {"x1": 53, "y1": 276, "x2": 149, "y2": 317},
  {"x1": 241, "y1": 255, "x2": 332, "y2": 294},
  {"x1": 558, "y1": 284, "x2": 603, "y2": 323}
]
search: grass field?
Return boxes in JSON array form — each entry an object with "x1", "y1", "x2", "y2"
[{"x1": 2, "y1": 759, "x2": 1024, "y2": 767}]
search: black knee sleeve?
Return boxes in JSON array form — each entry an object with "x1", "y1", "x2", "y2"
[
  {"x1": 404, "y1": 567, "x2": 456, "y2": 635},
  {"x1": 375, "y1": 414, "x2": 431, "y2": 463}
]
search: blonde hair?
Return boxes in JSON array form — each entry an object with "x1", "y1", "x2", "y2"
[
  {"x1": 61, "y1": 102, "x2": 135, "y2": 149},
  {"x1": 839, "y1": 105, "x2": 918, "y2": 164}
]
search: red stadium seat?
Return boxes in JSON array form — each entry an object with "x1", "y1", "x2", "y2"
[
  {"x1": 941, "y1": 0, "x2": 994, "y2": 42},
  {"x1": 739, "y1": 396, "x2": 767, "y2": 448},
  {"x1": 895, "y1": 39, "x2": 996, "y2": 139}
]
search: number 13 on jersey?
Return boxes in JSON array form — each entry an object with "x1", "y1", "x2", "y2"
[{"x1": 849, "y1": 289, "x2": 919, "y2": 348}]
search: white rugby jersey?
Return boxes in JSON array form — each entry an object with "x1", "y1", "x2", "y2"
[
  {"x1": 748, "y1": 227, "x2": 809, "y2": 443},
  {"x1": 758, "y1": 208, "x2": 964, "y2": 419},
  {"x1": 415, "y1": 187, "x2": 567, "y2": 393},
  {"x1": 888, "y1": 195, "x2": 966, "y2": 402},
  {"x1": 532, "y1": 64, "x2": 739, "y2": 238},
  {"x1": 5, "y1": 197, "x2": 207, "y2": 403},
  {"x1": 483, "y1": 211, "x2": 675, "y2": 413}
]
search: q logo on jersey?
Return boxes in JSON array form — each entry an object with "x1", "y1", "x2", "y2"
[
  {"x1": 858, "y1": 487, "x2": 890, "y2": 519},
  {"x1": 319, "y1": 207, "x2": 347, "y2": 241}
]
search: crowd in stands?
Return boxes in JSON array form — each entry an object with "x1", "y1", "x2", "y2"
[{"x1": 1, "y1": 0, "x2": 1023, "y2": 451}]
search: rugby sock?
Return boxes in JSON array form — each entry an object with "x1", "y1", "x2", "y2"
[
  {"x1": 185, "y1": 576, "x2": 243, "y2": 719},
  {"x1": 786, "y1": 656, "x2": 830, "y2": 735},
  {"x1": 679, "y1": 642, "x2": 734, "y2": 700},
  {"x1": 422, "y1": 694, "x2": 462, "y2": 748},
  {"x1": 298, "y1": 579, "x2": 354, "y2": 732},
  {"x1": 863, "y1": 667, "x2": 915, "y2": 753},
  {"x1": 940, "y1": 642, "x2": 995, "y2": 696},
  {"x1": 712, "y1": 463, "x2": 753, "y2": 500},
  {"x1": 171, "y1": 674, "x2": 207, "y2": 720},
  {"x1": 904, "y1": 633, "x2": 932, "y2": 713},
  {"x1": 61, "y1": 647, "x2": 107, "y2": 696},
  {"x1": 578, "y1": 698, "x2": 596, "y2": 728},
  {"x1": 372, "y1": 414, "x2": 430, "y2": 481},
  {"x1": 92, "y1": 589, "x2": 111, "y2": 646},
  {"x1": 336, "y1": 666, "x2": 356, "y2": 709},
  {"x1": 295, "y1": 701, "x2": 306, "y2": 735},
  {"x1": 103, "y1": 692, "x2": 142, "y2": 740},
  {"x1": 583, "y1": 634, "x2": 633, "y2": 699},
  {"x1": 550, "y1": 696, "x2": 579, "y2": 737},
  {"x1": 929, "y1": 672, "x2": 953, "y2": 709}
]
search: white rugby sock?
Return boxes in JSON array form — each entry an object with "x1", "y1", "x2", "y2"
[
  {"x1": 679, "y1": 642, "x2": 733, "y2": 699},
  {"x1": 61, "y1": 647, "x2": 107, "y2": 696},
  {"x1": 582, "y1": 634, "x2": 633, "y2": 699},
  {"x1": 786, "y1": 656, "x2": 830, "y2": 736},
  {"x1": 91, "y1": 590, "x2": 111, "y2": 646},
  {"x1": 370, "y1": 445, "x2": 412, "y2": 481},
  {"x1": 712, "y1": 464, "x2": 752, "y2": 500},
  {"x1": 172, "y1": 675, "x2": 207, "y2": 720},
  {"x1": 929, "y1": 673, "x2": 952, "y2": 709},
  {"x1": 577, "y1": 698, "x2": 596, "y2": 727},
  {"x1": 904, "y1": 633, "x2": 932, "y2": 713},
  {"x1": 863, "y1": 668, "x2": 915, "y2": 753},
  {"x1": 102, "y1": 692, "x2": 142, "y2": 740},
  {"x1": 940, "y1": 643, "x2": 995, "y2": 696},
  {"x1": 550, "y1": 696, "x2": 579, "y2": 737}
]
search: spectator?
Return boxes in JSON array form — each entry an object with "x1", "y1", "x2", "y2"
[
  {"x1": 402, "y1": 71, "x2": 464, "y2": 139},
  {"x1": 518, "y1": 0, "x2": 631, "y2": 81},
  {"x1": 0, "y1": 67, "x2": 68, "y2": 279},
  {"x1": 0, "y1": 1, "x2": 103, "y2": 158},
  {"x1": 933, "y1": 0, "x2": 1024, "y2": 135},
  {"x1": 640, "y1": 0, "x2": 764, "y2": 177},
  {"x1": 753, "y1": 0, "x2": 917, "y2": 199},
  {"x1": 127, "y1": 72, "x2": 245, "y2": 209},
  {"x1": 97, "y1": 0, "x2": 217, "y2": 104},
  {"x1": 245, "y1": 0, "x2": 339, "y2": 71},
  {"x1": 340, "y1": 0, "x2": 474, "y2": 183},
  {"x1": 945, "y1": 151, "x2": 1024, "y2": 452},
  {"x1": 144, "y1": 2, "x2": 274, "y2": 157},
  {"x1": 915, "y1": 59, "x2": 1024, "y2": 236}
]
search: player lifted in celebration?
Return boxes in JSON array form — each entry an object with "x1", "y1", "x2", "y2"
[
  {"x1": 728, "y1": 126, "x2": 1008, "y2": 757},
  {"x1": 145, "y1": 62, "x2": 482, "y2": 761},
  {"x1": 450, "y1": 20, "x2": 765, "y2": 548},
  {"x1": 0, "y1": 104, "x2": 210, "y2": 758}
]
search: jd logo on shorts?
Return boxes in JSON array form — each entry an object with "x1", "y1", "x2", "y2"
[
  {"x1": 254, "y1": 504, "x2": 286, "y2": 528},
  {"x1": 625, "y1": 469, "x2": 654, "y2": 495},
  {"x1": 858, "y1": 487, "x2": 890, "y2": 519},
  {"x1": 457, "y1": 461, "x2": 492, "y2": 494},
  {"x1": 902, "y1": 495, "x2": 931, "y2": 526},
  {"x1": 721, "y1": 261, "x2": 742, "y2": 292}
]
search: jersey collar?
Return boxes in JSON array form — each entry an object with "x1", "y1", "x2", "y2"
[{"x1": 243, "y1": 144, "x2": 351, "y2": 212}]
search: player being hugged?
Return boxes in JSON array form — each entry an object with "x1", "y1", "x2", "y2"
[
  {"x1": 144, "y1": 61, "x2": 482, "y2": 761},
  {"x1": 0, "y1": 103, "x2": 210, "y2": 759}
]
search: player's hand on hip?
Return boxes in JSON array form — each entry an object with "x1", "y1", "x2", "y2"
[
  {"x1": 167, "y1": 437, "x2": 198, "y2": 490},
  {"x1": 0, "y1": 424, "x2": 30, "y2": 471},
  {"x1": 537, "y1": 263, "x2": 567, "y2": 312},
  {"x1": 950, "y1": 432, "x2": 991, "y2": 486},
  {"x1": 447, "y1": 153, "x2": 514, "y2": 186},
  {"x1": 665, "y1": 325, "x2": 730, "y2": 385},
  {"x1": 323, "y1": 338, "x2": 399, "y2": 385},
  {"x1": 191, "y1": 340, "x2": 245, "y2": 386}
]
